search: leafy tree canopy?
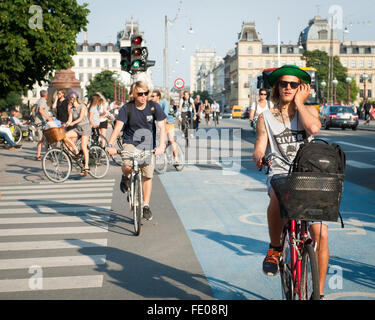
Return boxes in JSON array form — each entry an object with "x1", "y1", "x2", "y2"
[
  {"x1": 302, "y1": 50, "x2": 359, "y2": 104},
  {"x1": 85, "y1": 70, "x2": 127, "y2": 102},
  {"x1": 0, "y1": 0, "x2": 89, "y2": 98}
]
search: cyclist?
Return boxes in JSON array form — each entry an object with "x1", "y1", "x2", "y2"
[
  {"x1": 151, "y1": 90, "x2": 179, "y2": 164},
  {"x1": 211, "y1": 100, "x2": 220, "y2": 125},
  {"x1": 107, "y1": 81, "x2": 166, "y2": 221},
  {"x1": 178, "y1": 91, "x2": 196, "y2": 137},
  {"x1": 203, "y1": 100, "x2": 211, "y2": 125},
  {"x1": 249, "y1": 88, "x2": 273, "y2": 128},
  {"x1": 252, "y1": 65, "x2": 327, "y2": 299}
]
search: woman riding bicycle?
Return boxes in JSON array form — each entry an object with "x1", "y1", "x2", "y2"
[
  {"x1": 65, "y1": 91, "x2": 91, "y2": 176},
  {"x1": 252, "y1": 65, "x2": 328, "y2": 299}
]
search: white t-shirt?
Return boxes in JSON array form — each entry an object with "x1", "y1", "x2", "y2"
[{"x1": 250, "y1": 100, "x2": 273, "y2": 118}]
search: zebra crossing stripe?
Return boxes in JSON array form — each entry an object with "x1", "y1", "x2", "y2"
[
  {"x1": 0, "y1": 199, "x2": 112, "y2": 206},
  {"x1": 0, "y1": 226, "x2": 108, "y2": 237},
  {"x1": 0, "y1": 183, "x2": 115, "y2": 191},
  {"x1": 0, "y1": 239, "x2": 108, "y2": 252},
  {"x1": 0, "y1": 215, "x2": 111, "y2": 224},
  {"x1": 0, "y1": 275, "x2": 104, "y2": 293},
  {"x1": 0, "y1": 206, "x2": 111, "y2": 215},
  {"x1": 0, "y1": 255, "x2": 106, "y2": 270},
  {"x1": 1, "y1": 193, "x2": 113, "y2": 200},
  {"x1": 2, "y1": 187, "x2": 114, "y2": 195}
]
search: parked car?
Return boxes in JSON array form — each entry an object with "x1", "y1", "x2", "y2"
[
  {"x1": 242, "y1": 107, "x2": 251, "y2": 119},
  {"x1": 232, "y1": 105, "x2": 243, "y2": 119},
  {"x1": 319, "y1": 105, "x2": 358, "y2": 130}
]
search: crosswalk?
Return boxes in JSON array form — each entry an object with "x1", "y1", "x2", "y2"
[{"x1": 0, "y1": 179, "x2": 115, "y2": 294}]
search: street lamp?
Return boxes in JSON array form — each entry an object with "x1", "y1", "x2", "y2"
[
  {"x1": 320, "y1": 80, "x2": 326, "y2": 105},
  {"x1": 346, "y1": 77, "x2": 352, "y2": 105},
  {"x1": 332, "y1": 78, "x2": 338, "y2": 105},
  {"x1": 362, "y1": 72, "x2": 369, "y2": 105}
]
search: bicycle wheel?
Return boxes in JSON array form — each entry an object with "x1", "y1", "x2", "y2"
[
  {"x1": 42, "y1": 148, "x2": 71, "y2": 183},
  {"x1": 154, "y1": 152, "x2": 167, "y2": 174},
  {"x1": 301, "y1": 243, "x2": 320, "y2": 300},
  {"x1": 88, "y1": 145, "x2": 110, "y2": 179},
  {"x1": 12, "y1": 125, "x2": 22, "y2": 145},
  {"x1": 133, "y1": 174, "x2": 142, "y2": 236},
  {"x1": 279, "y1": 228, "x2": 295, "y2": 300},
  {"x1": 171, "y1": 143, "x2": 184, "y2": 171}
]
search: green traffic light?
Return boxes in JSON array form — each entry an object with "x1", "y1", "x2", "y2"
[{"x1": 132, "y1": 60, "x2": 140, "y2": 68}]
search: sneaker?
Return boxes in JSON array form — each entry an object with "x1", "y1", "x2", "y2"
[
  {"x1": 143, "y1": 205, "x2": 153, "y2": 221},
  {"x1": 262, "y1": 247, "x2": 281, "y2": 276},
  {"x1": 120, "y1": 175, "x2": 129, "y2": 193}
]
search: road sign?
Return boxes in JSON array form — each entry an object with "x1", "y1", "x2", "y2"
[{"x1": 174, "y1": 78, "x2": 185, "y2": 90}]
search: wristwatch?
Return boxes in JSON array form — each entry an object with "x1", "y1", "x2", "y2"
[{"x1": 107, "y1": 144, "x2": 113, "y2": 148}]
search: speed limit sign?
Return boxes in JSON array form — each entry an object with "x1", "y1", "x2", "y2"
[{"x1": 174, "y1": 78, "x2": 185, "y2": 90}]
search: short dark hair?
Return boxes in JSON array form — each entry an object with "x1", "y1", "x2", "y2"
[{"x1": 152, "y1": 90, "x2": 161, "y2": 98}]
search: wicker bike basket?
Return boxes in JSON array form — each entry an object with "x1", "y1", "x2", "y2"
[
  {"x1": 270, "y1": 172, "x2": 344, "y2": 222},
  {"x1": 43, "y1": 127, "x2": 66, "y2": 144}
]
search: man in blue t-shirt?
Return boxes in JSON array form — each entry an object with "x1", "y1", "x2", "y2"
[{"x1": 107, "y1": 81, "x2": 166, "y2": 221}]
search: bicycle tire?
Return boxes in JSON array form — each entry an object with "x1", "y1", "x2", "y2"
[
  {"x1": 42, "y1": 148, "x2": 71, "y2": 183},
  {"x1": 88, "y1": 145, "x2": 110, "y2": 179},
  {"x1": 13, "y1": 125, "x2": 22, "y2": 145},
  {"x1": 279, "y1": 228, "x2": 295, "y2": 300},
  {"x1": 133, "y1": 174, "x2": 142, "y2": 236},
  {"x1": 154, "y1": 152, "x2": 167, "y2": 174},
  {"x1": 300, "y1": 243, "x2": 320, "y2": 300}
]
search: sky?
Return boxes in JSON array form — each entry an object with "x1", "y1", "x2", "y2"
[{"x1": 76, "y1": 0, "x2": 375, "y2": 88}]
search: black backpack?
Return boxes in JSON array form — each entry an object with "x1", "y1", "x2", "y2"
[
  {"x1": 292, "y1": 138, "x2": 346, "y2": 176},
  {"x1": 291, "y1": 138, "x2": 346, "y2": 227}
]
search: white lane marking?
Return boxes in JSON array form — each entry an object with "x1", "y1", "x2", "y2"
[
  {"x1": 0, "y1": 275, "x2": 104, "y2": 293},
  {"x1": 335, "y1": 141, "x2": 375, "y2": 152},
  {"x1": 0, "y1": 183, "x2": 115, "y2": 191},
  {"x1": 0, "y1": 215, "x2": 111, "y2": 224},
  {"x1": 0, "y1": 206, "x2": 111, "y2": 215},
  {"x1": 346, "y1": 160, "x2": 375, "y2": 169},
  {"x1": 0, "y1": 226, "x2": 108, "y2": 237},
  {"x1": 0, "y1": 255, "x2": 106, "y2": 270},
  {"x1": 0, "y1": 199, "x2": 112, "y2": 207},
  {"x1": 1, "y1": 187, "x2": 114, "y2": 195},
  {"x1": 0, "y1": 239, "x2": 108, "y2": 252}
]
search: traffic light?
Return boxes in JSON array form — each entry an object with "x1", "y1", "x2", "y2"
[
  {"x1": 130, "y1": 35, "x2": 146, "y2": 72},
  {"x1": 119, "y1": 47, "x2": 131, "y2": 72}
]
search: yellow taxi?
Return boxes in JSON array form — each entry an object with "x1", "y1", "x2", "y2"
[{"x1": 232, "y1": 105, "x2": 243, "y2": 118}]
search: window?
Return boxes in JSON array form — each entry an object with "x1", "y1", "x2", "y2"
[
  {"x1": 281, "y1": 47, "x2": 287, "y2": 54},
  {"x1": 112, "y1": 59, "x2": 117, "y2": 67},
  {"x1": 359, "y1": 60, "x2": 364, "y2": 68},
  {"x1": 107, "y1": 46, "x2": 113, "y2": 52},
  {"x1": 371, "y1": 48, "x2": 375, "y2": 54},
  {"x1": 368, "y1": 60, "x2": 373, "y2": 68},
  {"x1": 104, "y1": 59, "x2": 109, "y2": 67},
  {"x1": 87, "y1": 59, "x2": 92, "y2": 67},
  {"x1": 248, "y1": 46, "x2": 253, "y2": 55},
  {"x1": 96, "y1": 59, "x2": 100, "y2": 67},
  {"x1": 351, "y1": 60, "x2": 356, "y2": 68},
  {"x1": 95, "y1": 45, "x2": 101, "y2": 52},
  {"x1": 79, "y1": 73, "x2": 84, "y2": 82},
  {"x1": 88, "y1": 73, "x2": 92, "y2": 81},
  {"x1": 247, "y1": 60, "x2": 252, "y2": 68},
  {"x1": 342, "y1": 60, "x2": 348, "y2": 68},
  {"x1": 347, "y1": 47, "x2": 352, "y2": 54},
  {"x1": 368, "y1": 90, "x2": 372, "y2": 98},
  {"x1": 359, "y1": 47, "x2": 365, "y2": 54},
  {"x1": 79, "y1": 58, "x2": 84, "y2": 67},
  {"x1": 269, "y1": 47, "x2": 276, "y2": 54},
  {"x1": 82, "y1": 45, "x2": 88, "y2": 52},
  {"x1": 318, "y1": 30, "x2": 328, "y2": 40}
]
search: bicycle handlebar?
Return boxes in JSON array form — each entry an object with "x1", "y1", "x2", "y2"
[{"x1": 261, "y1": 152, "x2": 293, "y2": 167}]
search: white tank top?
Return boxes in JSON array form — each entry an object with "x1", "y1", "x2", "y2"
[{"x1": 262, "y1": 109, "x2": 312, "y2": 177}]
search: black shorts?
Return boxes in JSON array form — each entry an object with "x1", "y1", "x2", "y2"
[{"x1": 99, "y1": 121, "x2": 108, "y2": 129}]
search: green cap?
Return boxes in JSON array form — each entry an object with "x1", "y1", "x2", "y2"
[{"x1": 268, "y1": 65, "x2": 311, "y2": 87}]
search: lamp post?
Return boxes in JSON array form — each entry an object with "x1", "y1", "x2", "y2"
[
  {"x1": 362, "y1": 72, "x2": 369, "y2": 105},
  {"x1": 346, "y1": 77, "x2": 352, "y2": 105},
  {"x1": 320, "y1": 80, "x2": 326, "y2": 105},
  {"x1": 332, "y1": 78, "x2": 338, "y2": 105}
]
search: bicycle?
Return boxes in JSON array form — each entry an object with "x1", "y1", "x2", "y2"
[
  {"x1": 180, "y1": 113, "x2": 191, "y2": 147},
  {"x1": 213, "y1": 111, "x2": 219, "y2": 127},
  {"x1": 261, "y1": 152, "x2": 322, "y2": 300},
  {"x1": 154, "y1": 138, "x2": 184, "y2": 174},
  {"x1": 117, "y1": 149, "x2": 154, "y2": 236},
  {"x1": 42, "y1": 127, "x2": 109, "y2": 183}
]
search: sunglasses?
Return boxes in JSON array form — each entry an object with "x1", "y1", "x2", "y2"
[
  {"x1": 260, "y1": 93, "x2": 267, "y2": 96},
  {"x1": 151, "y1": 95, "x2": 158, "y2": 98},
  {"x1": 279, "y1": 81, "x2": 300, "y2": 89},
  {"x1": 137, "y1": 91, "x2": 149, "y2": 97}
]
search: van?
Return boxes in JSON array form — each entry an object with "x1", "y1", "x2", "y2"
[{"x1": 232, "y1": 105, "x2": 243, "y2": 118}]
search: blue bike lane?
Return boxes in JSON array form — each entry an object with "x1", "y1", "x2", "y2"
[{"x1": 159, "y1": 164, "x2": 375, "y2": 300}]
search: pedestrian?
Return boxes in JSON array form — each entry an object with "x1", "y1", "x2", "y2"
[
  {"x1": 365, "y1": 104, "x2": 375, "y2": 125},
  {"x1": 249, "y1": 88, "x2": 273, "y2": 128},
  {"x1": 52, "y1": 90, "x2": 65, "y2": 119},
  {"x1": 88, "y1": 93, "x2": 105, "y2": 147},
  {"x1": 95, "y1": 92, "x2": 110, "y2": 142},
  {"x1": 35, "y1": 90, "x2": 53, "y2": 160},
  {"x1": 65, "y1": 91, "x2": 91, "y2": 175},
  {"x1": 194, "y1": 94, "x2": 202, "y2": 129},
  {"x1": 107, "y1": 81, "x2": 166, "y2": 221}
]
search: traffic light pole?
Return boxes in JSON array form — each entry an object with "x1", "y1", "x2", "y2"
[{"x1": 164, "y1": 15, "x2": 169, "y2": 100}]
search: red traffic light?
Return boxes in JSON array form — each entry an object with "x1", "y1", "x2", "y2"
[{"x1": 132, "y1": 36, "x2": 142, "y2": 46}]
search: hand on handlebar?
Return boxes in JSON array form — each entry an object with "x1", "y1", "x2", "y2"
[{"x1": 106, "y1": 146, "x2": 117, "y2": 156}]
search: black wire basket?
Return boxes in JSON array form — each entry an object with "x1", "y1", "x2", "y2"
[{"x1": 270, "y1": 172, "x2": 344, "y2": 222}]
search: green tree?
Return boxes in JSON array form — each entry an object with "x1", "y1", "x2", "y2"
[
  {"x1": 192, "y1": 90, "x2": 212, "y2": 103},
  {"x1": 85, "y1": 70, "x2": 127, "y2": 101},
  {"x1": 0, "y1": 0, "x2": 89, "y2": 98},
  {"x1": 302, "y1": 50, "x2": 359, "y2": 103}
]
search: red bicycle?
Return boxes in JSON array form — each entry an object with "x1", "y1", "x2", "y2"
[{"x1": 262, "y1": 152, "x2": 342, "y2": 300}]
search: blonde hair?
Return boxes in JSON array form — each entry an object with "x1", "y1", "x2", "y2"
[
  {"x1": 88, "y1": 94, "x2": 104, "y2": 110},
  {"x1": 129, "y1": 81, "x2": 149, "y2": 101}
]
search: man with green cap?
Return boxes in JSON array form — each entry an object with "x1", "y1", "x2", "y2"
[{"x1": 253, "y1": 65, "x2": 327, "y2": 299}]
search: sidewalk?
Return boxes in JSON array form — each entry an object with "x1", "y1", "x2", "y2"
[{"x1": 358, "y1": 119, "x2": 375, "y2": 131}]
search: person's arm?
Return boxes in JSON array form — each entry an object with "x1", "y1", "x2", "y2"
[
  {"x1": 178, "y1": 99, "x2": 183, "y2": 121},
  {"x1": 39, "y1": 105, "x2": 53, "y2": 122},
  {"x1": 70, "y1": 105, "x2": 86, "y2": 126},
  {"x1": 252, "y1": 113, "x2": 268, "y2": 169},
  {"x1": 88, "y1": 110, "x2": 95, "y2": 128},
  {"x1": 106, "y1": 120, "x2": 124, "y2": 155},
  {"x1": 65, "y1": 105, "x2": 73, "y2": 127},
  {"x1": 294, "y1": 84, "x2": 321, "y2": 135}
]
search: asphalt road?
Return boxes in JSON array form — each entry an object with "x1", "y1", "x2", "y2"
[{"x1": 0, "y1": 119, "x2": 374, "y2": 300}]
